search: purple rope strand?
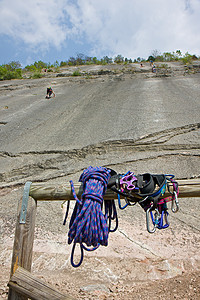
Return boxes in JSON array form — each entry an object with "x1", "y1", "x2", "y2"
[{"x1": 68, "y1": 166, "x2": 111, "y2": 267}]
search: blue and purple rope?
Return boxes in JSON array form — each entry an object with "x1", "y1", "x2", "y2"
[{"x1": 68, "y1": 166, "x2": 116, "y2": 267}]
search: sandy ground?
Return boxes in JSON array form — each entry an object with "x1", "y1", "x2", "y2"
[
  {"x1": 0, "y1": 185, "x2": 200, "y2": 299},
  {"x1": 0, "y1": 62, "x2": 200, "y2": 299}
]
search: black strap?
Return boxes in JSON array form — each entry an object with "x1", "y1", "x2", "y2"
[
  {"x1": 107, "y1": 170, "x2": 170, "y2": 210},
  {"x1": 136, "y1": 174, "x2": 166, "y2": 198},
  {"x1": 136, "y1": 173, "x2": 155, "y2": 194},
  {"x1": 107, "y1": 174, "x2": 119, "y2": 188}
]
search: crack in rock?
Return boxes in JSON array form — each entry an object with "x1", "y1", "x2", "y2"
[
  {"x1": 118, "y1": 228, "x2": 159, "y2": 257},
  {"x1": 135, "y1": 122, "x2": 200, "y2": 145},
  {"x1": 0, "y1": 123, "x2": 199, "y2": 188}
]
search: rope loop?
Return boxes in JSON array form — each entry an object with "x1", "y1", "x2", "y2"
[
  {"x1": 68, "y1": 166, "x2": 112, "y2": 267},
  {"x1": 70, "y1": 243, "x2": 84, "y2": 268}
]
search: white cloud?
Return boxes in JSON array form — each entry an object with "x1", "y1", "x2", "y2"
[
  {"x1": 0, "y1": 0, "x2": 200, "y2": 59},
  {"x1": 73, "y1": 0, "x2": 200, "y2": 58},
  {"x1": 0, "y1": 0, "x2": 72, "y2": 49}
]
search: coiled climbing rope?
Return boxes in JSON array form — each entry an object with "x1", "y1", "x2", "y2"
[{"x1": 68, "y1": 166, "x2": 117, "y2": 267}]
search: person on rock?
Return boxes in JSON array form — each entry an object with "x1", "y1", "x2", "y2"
[{"x1": 46, "y1": 87, "x2": 55, "y2": 99}]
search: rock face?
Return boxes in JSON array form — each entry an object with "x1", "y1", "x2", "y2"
[
  {"x1": 0, "y1": 62, "x2": 200, "y2": 299},
  {"x1": 54, "y1": 61, "x2": 200, "y2": 78}
]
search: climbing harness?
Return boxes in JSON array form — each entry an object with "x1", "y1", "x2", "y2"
[
  {"x1": 63, "y1": 167, "x2": 179, "y2": 267},
  {"x1": 107, "y1": 170, "x2": 179, "y2": 234}
]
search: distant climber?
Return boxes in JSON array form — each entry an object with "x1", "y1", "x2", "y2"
[
  {"x1": 46, "y1": 87, "x2": 55, "y2": 99},
  {"x1": 152, "y1": 64, "x2": 156, "y2": 73}
]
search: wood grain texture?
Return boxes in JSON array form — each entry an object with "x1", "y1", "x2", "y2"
[
  {"x1": 8, "y1": 267, "x2": 74, "y2": 300},
  {"x1": 8, "y1": 197, "x2": 37, "y2": 300},
  {"x1": 29, "y1": 179, "x2": 200, "y2": 201}
]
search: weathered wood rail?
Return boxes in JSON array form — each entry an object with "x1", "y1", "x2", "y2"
[
  {"x1": 29, "y1": 179, "x2": 200, "y2": 201},
  {"x1": 8, "y1": 178, "x2": 200, "y2": 300},
  {"x1": 8, "y1": 267, "x2": 74, "y2": 300}
]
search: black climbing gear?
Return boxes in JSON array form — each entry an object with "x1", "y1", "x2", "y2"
[{"x1": 107, "y1": 170, "x2": 179, "y2": 233}]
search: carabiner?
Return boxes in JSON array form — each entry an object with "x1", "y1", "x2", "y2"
[
  {"x1": 117, "y1": 193, "x2": 129, "y2": 209},
  {"x1": 157, "y1": 210, "x2": 169, "y2": 229},
  {"x1": 146, "y1": 207, "x2": 159, "y2": 233},
  {"x1": 171, "y1": 191, "x2": 179, "y2": 213}
]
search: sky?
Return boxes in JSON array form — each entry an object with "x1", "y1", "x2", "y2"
[{"x1": 0, "y1": 0, "x2": 200, "y2": 66}]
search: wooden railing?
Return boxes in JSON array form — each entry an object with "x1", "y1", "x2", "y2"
[{"x1": 7, "y1": 179, "x2": 200, "y2": 299}]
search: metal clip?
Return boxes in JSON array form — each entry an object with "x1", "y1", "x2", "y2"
[
  {"x1": 117, "y1": 193, "x2": 129, "y2": 209},
  {"x1": 146, "y1": 207, "x2": 160, "y2": 233},
  {"x1": 171, "y1": 191, "x2": 179, "y2": 213},
  {"x1": 20, "y1": 181, "x2": 32, "y2": 224},
  {"x1": 157, "y1": 210, "x2": 170, "y2": 229},
  {"x1": 146, "y1": 206, "x2": 170, "y2": 233}
]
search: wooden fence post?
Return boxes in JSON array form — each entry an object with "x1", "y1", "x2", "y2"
[{"x1": 8, "y1": 191, "x2": 37, "y2": 300}]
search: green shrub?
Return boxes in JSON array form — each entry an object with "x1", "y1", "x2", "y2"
[
  {"x1": 160, "y1": 63, "x2": 168, "y2": 69},
  {"x1": 32, "y1": 71, "x2": 43, "y2": 79},
  {"x1": 85, "y1": 61, "x2": 94, "y2": 65},
  {"x1": 55, "y1": 66, "x2": 60, "y2": 72},
  {"x1": 0, "y1": 66, "x2": 7, "y2": 80},
  {"x1": 114, "y1": 55, "x2": 124, "y2": 64},
  {"x1": 0, "y1": 66, "x2": 22, "y2": 80},
  {"x1": 72, "y1": 70, "x2": 81, "y2": 76},
  {"x1": 34, "y1": 60, "x2": 47, "y2": 70},
  {"x1": 182, "y1": 54, "x2": 192, "y2": 65},
  {"x1": 24, "y1": 65, "x2": 37, "y2": 72},
  {"x1": 60, "y1": 61, "x2": 68, "y2": 67}
]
